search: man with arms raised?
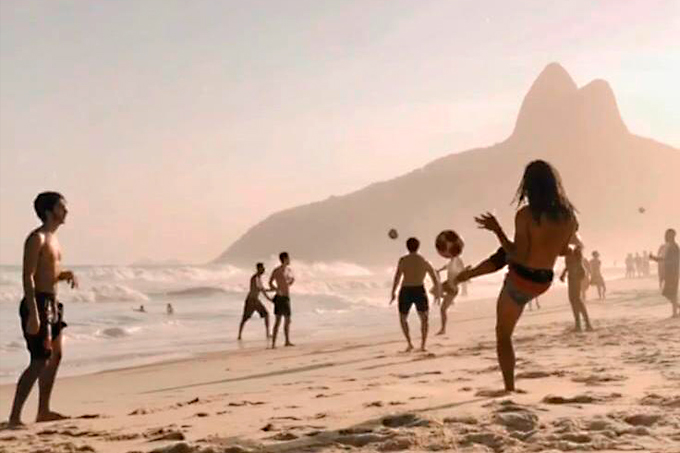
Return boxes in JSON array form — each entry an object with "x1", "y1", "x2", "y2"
[
  {"x1": 8, "y1": 192, "x2": 78, "y2": 427},
  {"x1": 269, "y1": 252, "x2": 295, "y2": 348},
  {"x1": 391, "y1": 237, "x2": 441, "y2": 352}
]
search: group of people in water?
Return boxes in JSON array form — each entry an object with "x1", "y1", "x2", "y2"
[
  {"x1": 626, "y1": 252, "x2": 652, "y2": 279},
  {"x1": 7, "y1": 160, "x2": 680, "y2": 427}
]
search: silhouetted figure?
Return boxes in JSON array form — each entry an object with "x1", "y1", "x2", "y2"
[
  {"x1": 589, "y1": 251, "x2": 606, "y2": 300},
  {"x1": 390, "y1": 237, "x2": 440, "y2": 352},
  {"x1": 649, "y1": 229, "x2": 679, "y2": 318},
  {"x1": 166, "y1": 303, "x2": 174, "y2": 315},
  {"x1": 635, "y1": 253, "x2": 643, "y2": 277},
  {"x1": 269, "y1": 252, "x2": 295, "y2": 348},
  {"x1": 238, "y1": 262, "x2": 271, "y2": 341},
  {"x1": 625, "y1": 253, "x2": 635, "y2": 279},
  {"x1": 561, "y1": 246, "x2": 594, "y2": 331}
]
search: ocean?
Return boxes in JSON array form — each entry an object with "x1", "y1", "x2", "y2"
[{"x1": 0, "y1": 260, "x2": 625, "y2": 384}]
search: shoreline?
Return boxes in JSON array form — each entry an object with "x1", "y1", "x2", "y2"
[{"x1": 1, "y1": 276, "x2": 677, "y2": 453}]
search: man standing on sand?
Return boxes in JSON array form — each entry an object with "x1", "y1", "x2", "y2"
[
  {"x1": 650, "y1": 229, "x2": 679, "y2": 318},
  {"x1": 635, "y1": 253, "x2": 643, "y2": 278},
  {"x1": 390, "y1": 237, "x2": 440, "y2": 352},
  {"x1": 8, "y1": 192, "x2": 78, "y2": 427},
  {"x1": 589, "y1": 251, "x2": 606, "y2": 300},
  {"x1": 625, "y1": 253, "x2": 635, "y2": 279},
  {"x1": 269, "y1": 252, "x2": 295, "y2": 348},
  {"x1": 560, "y1": 246, "x2": 594, "y2": 332},
  {"x1": 238, "y1": 262, "x2": 272, "y2": 341}
]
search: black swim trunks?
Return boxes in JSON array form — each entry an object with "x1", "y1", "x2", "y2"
[
  {"x1": 398, "y1": 285, "x2": 428, "y2": 315},
  {"x1": 509, "y1": 262, "x2": 554, "y2": 284},
  {"x1": 19, "y1": 292, "x2": 67, "y2": 360},
  {"x1": 273, "y1": 295, "x2": 291, "y2": 317},
  {"x1": 242, "y1": 296, "x2": 269, "y2": 320}
]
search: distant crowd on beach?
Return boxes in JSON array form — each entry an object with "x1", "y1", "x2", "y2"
[{"x1": 7, "y1": 160, "x2": 679, "y2": 427}]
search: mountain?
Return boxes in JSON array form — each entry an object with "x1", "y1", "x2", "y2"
[{"x1": 216, "y1": 63, "x2": 679, "y2": 266}]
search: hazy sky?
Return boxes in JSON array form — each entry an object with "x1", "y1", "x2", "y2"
[{"x1": 1, "y1": 0, "x2": 678, "y2": 265}]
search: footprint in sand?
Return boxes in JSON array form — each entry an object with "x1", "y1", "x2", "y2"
[
  {"x1": 382, "y1": 413, "x2": 432, "y2": 428},
  {"x1": 475, "y1": 389, "x2": 526, "y2": 397},
  {"x1": 364, "y1": 401, "x2": 383, "y2": 408},
  {"x1": 516, "y1": 370, "x2": 565, "y2": 379},
  {"x1": 571, "y1": 374, "x2": 628, "y2": 386},
  {"x1": 542, "y1": 393, "x2": 621, "y2": 405}
]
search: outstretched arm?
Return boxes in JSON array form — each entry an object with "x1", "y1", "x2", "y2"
[{"x1": 475, "y1": 212, "x2": 521, "y2": 259}]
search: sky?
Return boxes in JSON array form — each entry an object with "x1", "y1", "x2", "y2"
[{"x1": 1, "y1": 0, "x2": 678, "y2": 265}]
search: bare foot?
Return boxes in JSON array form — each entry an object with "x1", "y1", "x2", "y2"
[
  {"x1": 403, "y1": 345, "x2": 414, "y2": 353},
  {"x1": 585, "y1": 325, "x2": 594, "y2": 332},
  {"x1": 435, "y1": 330, "x2": 445, "y2": 336},
  {"x1": 420, "y1": 347, "x2": 427, "y2": 352},
  {"x1": 285, "y1": 342, "x2": 295, "y2": 347},
  {"x1": 36, "y1": 411, "x2": 69, "y2": 423},
  {"x1": 5, "y1": 419, "x2": 26, "y2": 430}
]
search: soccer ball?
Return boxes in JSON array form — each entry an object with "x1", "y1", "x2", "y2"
[
  {"x1": 388, "y1": 228, "x2": 399, "y2": 240},
  {"x1": 435, "y1": 230, "x2": 464, "y2": 258}
]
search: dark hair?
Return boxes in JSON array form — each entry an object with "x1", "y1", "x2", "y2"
[
  {"x1": 34, "y1": 192, "x2": 64, "y2": 222},
  {"x1": 256, "y1": 262, "x2": 264, "y2": 270},
  {"x1": 279, "y1": 252, "x2": 289, "y2": 263},
  {"x1": 406, "y1": 237, "x2": 420, "y2": 253},
  {"x1": 514, "y1": 160, "x2": 575, "y2": 223}
]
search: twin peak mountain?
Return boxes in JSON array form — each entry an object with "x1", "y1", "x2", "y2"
[{"x1": 218, "y1": 63, "x2": 678, "y2": 265}]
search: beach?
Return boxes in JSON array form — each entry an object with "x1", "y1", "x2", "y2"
[{"x1": 1, "y1": 275, "x2": 678, "y2": 453}]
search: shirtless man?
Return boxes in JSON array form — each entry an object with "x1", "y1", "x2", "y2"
[
  {"x1": 238, "y1": 262, "x2": 272, "y2": 341},
  {"x1": 457, "y1": 160, "x2": 577, "y2": 392},
  {"x1": 390, "y1": 237, "x2": 440, "y2": 352},
  {"x1": 8, "y1": 192, "x2": 78, "y2": 427},
  {"x1": 269, "y1": 252, "x2": 295, "y2": 348},
  {"x1": 560, "y1": 246, "x2": 593, "y2": 331},
  {"x1": 435, "y1": 255, "x2": 463, "y2": 335},
  {"x1": 589, "y1": 251, "x2": 606, "y2": 300},
  {"x1": 650, "y1": 229, "x2": 679, "y2": 318}
]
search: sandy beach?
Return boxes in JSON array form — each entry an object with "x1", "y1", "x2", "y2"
[{"x1": 1, "y1": 276, "x2": 678, "y2": 453}]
